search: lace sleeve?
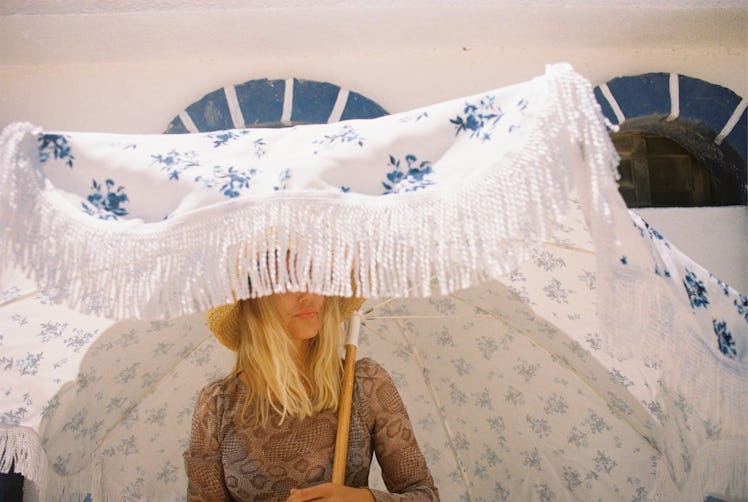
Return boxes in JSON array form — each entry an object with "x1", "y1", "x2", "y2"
[
  {"x1": 183, "y1": 381, "x2": 231, "y2": 501},
  {"x1": 357, "y1": 358, "x2": 440, "y2": 501}
]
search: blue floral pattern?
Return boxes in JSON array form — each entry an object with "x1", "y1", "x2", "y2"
[
  {"x1": 684, "y1": 269, "x2": 709, "y2": 309},
  {"x1": 151, "y1": 150, "x2": 200, "y2": 180},
  {"x1": 29, "y1": 84, "x2": 540, "y2": 226},
  {"x1": 712, "y1": 320, "x2": 737, "y2": 358},
  {"x1": 197, "y1": 165, "x2": 257, "y2": 198},
  {"x1": 150, "y1": 149, "x2": 258, "y2": 198},
  {"x1": 82, "y1": 179, "x2": 129, "y2": 220},
  {"x1": 273, "y1": 168, "x2": 291, "y2": 191},
  {"x1": 451, "y1": 95, "x2": 503, "y2": 141},
  {"x1": 38, "y1": 134, "x2": 74, "y2": 168},
  {"x1": 206, "y1": 129, "x2": 251, "y2": 148},
  {"x1": 632, "y1": 214, "x2": 746, "y2": 362},
  {"x1": 381, "y1": 154, "x2": 433, "y2": 194},
  {"x1": 312, "y1": 124, "x2": 364, "y2": 154},
  {"x1": 252, "y1": 138, "x2": 268, "y2": 158},
  {"x1": 735, "y1": 294, "x2": 748, "y2": 322},
  {"x1": 360, "y1": 275, "x2": 662, "y2": 501}
]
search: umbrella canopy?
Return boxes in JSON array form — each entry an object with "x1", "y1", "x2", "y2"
[
  {"x1": 357, "y1": 209, "x2": 748, "y2": 501},
  {"x1": 1, "y1": 63, "x2": 745, "y2": 501}
]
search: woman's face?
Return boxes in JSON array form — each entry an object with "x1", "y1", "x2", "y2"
[{"x1": 268, "y1": 292, "x2": 325, "y2": 346}]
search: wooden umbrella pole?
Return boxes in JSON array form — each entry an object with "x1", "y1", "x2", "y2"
[{"x1": 332, "y1": 312, "x2": 363, "y2": 484}]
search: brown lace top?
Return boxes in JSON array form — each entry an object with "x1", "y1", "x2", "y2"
[{"x1": 184, "y1": 358, "x2": 439, "y2": 501}]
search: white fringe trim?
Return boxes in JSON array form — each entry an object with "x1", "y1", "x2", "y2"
[
  {"x1": 1, "y1": 425, "x2": 181, "y2": 501},
  {"x1": 1, "y1": 425, "x2": 103, "y2": 501},
  {"x1": 0, "y1": 64, "x2": 623, "y2": 322},
  {"x1": 652, "y1": 439, "x2": 747, "y2": 502},
  {"x1": 0, "y1": 426, "x2": 48, "y2": 498}
]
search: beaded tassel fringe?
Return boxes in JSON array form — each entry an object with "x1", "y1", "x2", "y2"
[{"x1": 0, "y1": 64, "x2": 622, "y2": 322}]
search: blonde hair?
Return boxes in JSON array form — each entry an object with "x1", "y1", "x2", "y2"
[{"x1": 235, "y1": 296, "x2": 346, "y2": 425}]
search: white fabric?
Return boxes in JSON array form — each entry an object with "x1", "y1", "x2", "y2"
[
  {"x1": 0, "y1": 63, "x2": 745, "y2": 501},
  {"x1": 0, "y1": 64, "x2": 622, "y2": 319}
]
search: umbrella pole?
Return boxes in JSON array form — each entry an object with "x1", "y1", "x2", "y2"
[{"x1": 332, "y1": 312, "x2": 363, "y2": 484}]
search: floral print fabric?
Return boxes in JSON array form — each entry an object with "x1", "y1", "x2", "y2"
[
  {"x1": 1, "y1": 203, "x2": 744, "y2": 500},
  {"x1": 0, "y1": 64, "x2": 745, "y2": 501}
]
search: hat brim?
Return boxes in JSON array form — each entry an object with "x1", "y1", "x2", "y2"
[{"x1": 207, "y1": 295, "x2": 366, "y2": 351}]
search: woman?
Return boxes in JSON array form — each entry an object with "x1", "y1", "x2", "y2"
[{"x1": 184, "y1": 291, "x2": 439, "y2": 501}]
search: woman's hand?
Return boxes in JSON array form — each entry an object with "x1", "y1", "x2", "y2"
[{"x1": 287, "y1": 483, "x2": 375, "y2": 501}]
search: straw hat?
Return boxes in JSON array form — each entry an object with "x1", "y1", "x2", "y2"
[{"x1": 207, "y1": 295, "x2": 366, "y2": 351}]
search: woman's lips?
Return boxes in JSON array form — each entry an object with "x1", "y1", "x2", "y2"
[{"x1": 294, "y1": 310, "x2": 318, "y2": 319}]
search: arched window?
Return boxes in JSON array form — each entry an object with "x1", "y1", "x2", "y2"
[
  {"x1": 612, "y1": 131, "x2": 715, "y2": 207},
  {"x1": 594, "y1": 73, "x2": 747, "y2": 207},
  {"x1": 164, "y1": 78, "x2": 388, "y2": 133}
]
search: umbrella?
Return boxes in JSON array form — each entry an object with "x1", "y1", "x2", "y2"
[
  {"x1": 0, "y1": 269, "x2": 233, "y2": 499},
  {"x1": 1, "y1": 63, "x2": 745, "y2": 501},
  {"x1": 355, "y1": 209, "x2": 747, "y2": 501}
]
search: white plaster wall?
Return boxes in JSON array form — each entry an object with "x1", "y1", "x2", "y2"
[
  {"x1": 1, "y1": 2, "x2": 746, "y2": 291},
  {"x1": 1, "y1": 2, "x2": 746, "y2": 133}
]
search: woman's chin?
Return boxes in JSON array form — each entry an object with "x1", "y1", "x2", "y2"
[{"x1": 288, "y1": 319, "x2": 321, "y2": 342}]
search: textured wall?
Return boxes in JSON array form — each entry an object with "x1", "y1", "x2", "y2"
[{"x1": 0, "y1": 2, "x2": 745, "y2": 291}]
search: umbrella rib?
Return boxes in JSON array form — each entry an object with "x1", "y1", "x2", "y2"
[
  {"x1": 360, "y1": 322, "x2": 414, "y2": 353},
  {"x1": 390, "y1": 316, "x2": 476, "y2": 502},
  {"x1": 545, "y1": 241, "x2": 594, "y2": 254},
  {"x1": 90, "y1": 332, "x2": 216, "y2": 454},
  {"x1": 448, "y1": 292, "x2": 666, "y2": 456},
  {"x1": 0, "y1": 289, "x2": 40, "y2": 307}
]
